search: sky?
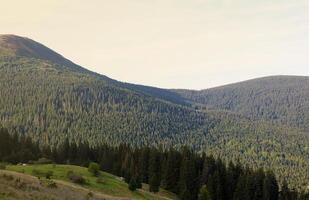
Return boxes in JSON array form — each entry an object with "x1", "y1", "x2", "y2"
[{"x1": 1, "y1": 0, "x2": 309, "y2": 89}]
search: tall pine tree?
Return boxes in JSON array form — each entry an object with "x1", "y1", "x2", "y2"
[{"x1": 148, "y1": 149, "x2": 161, "y2": 193}]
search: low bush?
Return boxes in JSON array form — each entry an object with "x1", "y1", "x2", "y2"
[
  {"x1": 34, "y1": 158, "x2": 52, "y2": 165},
  {"x1": 88, "y1": 162, "x2": 100, "y2": 176},
  {"x1": 0, "y1": 163, "x2": 7, "y2": 170},
  {"x1": 67, "y1": 171, "x2": 85, "y2": 184},
  {"x1": 96, "y1": 177, "x2": 104, "y2": 184},
  {"x1": 44, "y1": 179, "x2": 57, "y2": 188},
  {"x1": 32, "y1": 169, "x2": 53, "y2": 179},
  {"x1": 32, "y1": 169, "x2": 44, "y2": 177},
  {"x1": 87, "y1": 192, "x2": 93, "y2": 197},
  {"x1": 45, "y1": 171, "x2": 53, "y2": 179}
]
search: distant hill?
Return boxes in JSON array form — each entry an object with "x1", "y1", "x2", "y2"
[
  {"x1": 0, "y1": 35, "x2": 308, "y2": 190},
  {"x1": 173, "y1": 76, "x2": 309, "y2": 132}
]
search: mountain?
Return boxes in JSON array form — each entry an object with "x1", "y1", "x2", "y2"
[
  {"x1": 0, "y1": 35, "x2": 308, "y2": 190},
  {"x1": 0, "y1": 34, "x2": 212, "y2": 147},
  {"x1": 173, "y1": 76, "x2": 309, "y2": 131},
  {"x1": 0, "y1": 35, "x2": 188, "y2": 106},
  {"x1": 0, "y1": 34, "x2": 88, "y2": 72}
]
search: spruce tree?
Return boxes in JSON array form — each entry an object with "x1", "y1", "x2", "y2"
[
  {"x1": 129, "y1": 177, "x2": 137, "y2": 191},
  {"x1": 279, "y1": 180, "x2": 291, "y2": 200},
  {"x1": 252, "y1": 169, "x2": 265, "y2": 200},
  {"x1": 233, "y1": 175, "x2": 250, "y2": 200},
  {"x1": 198, "y1": 185, "x2": 211, "y2": 200},
  {"x1": 135, "y1": 175, "x2": 142, "y2": 189},
  {"x1": 140, "y1": 147, "x2": 150, "y2": 183},
  {"x1": 148, "y1": 149, "x2": 161, "y2": 193},
  {"x1": 161, "y1": 148, "x2": 181, "y2": 193},
  {"x1": 178, "y1": 147, "x2": 197, "y2": 200},
  {"x1": 263, "y1": 171, "x2": 279, "y2": 200},
  {"x1": 202, "y1": 156, "x2": 216, "y2": 185}
]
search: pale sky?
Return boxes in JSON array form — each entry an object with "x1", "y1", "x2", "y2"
[{"x1": 1, "y1": 0, "x2": 309, "y2": 89}]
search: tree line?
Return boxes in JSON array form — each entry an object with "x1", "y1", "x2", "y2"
[
  {"x1": 0, "y1": 128, "x2": 307, "y2": 200},
  {"x1": 1, "y1": 58, "x2": 308, "y2": 190}
]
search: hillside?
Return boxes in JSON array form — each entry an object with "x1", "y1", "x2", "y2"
[
  {"x1": 0, "y1": 164, "x2": 178, "y2": 200},
  {"x1": 0, "y1": 35, "x2": 187, "y2": 106},
  {"x1": 0, "y1": 56, "x2": 212, "y2": 147},
  {"x1": 173, "y1": 76, "x2": 309, "y2": 131},
  {"x1": 0, "y1": 35, "x2": 88, "y2": 73},
  {"x1": 0, "y1": 35, "x2": 308, "y2": 190}
]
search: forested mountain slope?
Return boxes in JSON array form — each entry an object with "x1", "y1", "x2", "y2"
[
  {"x1": 0, "y1": 35, "x2": 308, "y2": 190},
  {"x1": 0, "y1": 56, "x2": 211, "y2": 147},
  {"x1": 173, "y1": 76, "x2": 309, "y2": 131},
  {"x1": 0, "y1": 35, "x2": 187, "y2": 106},
  {"x1": 0, "y1": 35, "x2": 217, "y2": 147}
]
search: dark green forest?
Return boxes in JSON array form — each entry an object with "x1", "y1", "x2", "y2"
[
  {"x1": 0, "y1": 128, "x2": 308, "y2": 200},
  {"x1": 0, "y1": 57, "x2": 307, "y2": 190},
  {"x1": 0, "y1": 35, "x2": 308, "y2": 191}
]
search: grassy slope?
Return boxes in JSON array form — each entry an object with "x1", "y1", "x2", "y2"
[
  {"x1": 0, "y1": 170, "x2": 107, "y2": 200},
  {"x1": 4, "y1": 164, "x2": 178, "y2": 200}
]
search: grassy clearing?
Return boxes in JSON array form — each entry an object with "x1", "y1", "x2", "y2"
[
  {"x1": 6, "y1": 164, "x2": 178, "y2": 200},
  {"x1": 0, "y1": 170, "x2": 107, "y2": 200}
]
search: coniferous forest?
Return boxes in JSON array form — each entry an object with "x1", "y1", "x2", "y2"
[
  {"x1": 0, "y1": 128, "x2": 308, "y2": 200},
  {"x1": 0, "y1": 35, "x2": 308, "y2": 199}
]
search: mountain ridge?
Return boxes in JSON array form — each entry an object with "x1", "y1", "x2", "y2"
[
  {"x1": 0, "y1": 34, "x2": 81, "y2": 69},
  {"x1": 175, "y1": 75, "x2": 309, "y2": 92},
  {"x1": 172, "y1": 75, "x2": 309, "y2": 132},
  {"x1": 0, "y1": 35, "x2": 308, "y2": 190},
  {"x1": 2, "y1": 34, "x2": 308, "y2": 106}
]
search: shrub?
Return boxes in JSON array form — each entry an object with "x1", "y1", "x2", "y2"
[
  {"x1": 34, "y1": 158, "x2": 52, "y2": 164},
  {"x1": 0, "y1": 163, "x2": 6, "y2": 170},
  {"x1": 198, "y1": 185, "x2": 211, "y2": 200},
  {"x1": 28, "y1": 160, "x2": 35, "y2": 164},
  {"x1": 87, "y1": 192, "x2": 93, "y2": 197},
  {"x1": 45, "y1": 171, "x2": 53, "y2": 179},
  {"x1": 88, "y1": 162, "x2": 100, "y2": 176},
  {"x1": 32, "y1": 169, "x2": 44, "y2": 177},
  {"x1": 39, "y1": 179, "x2": 57, "y2": 188},
  {"x1": 96, "y1": 177, "x2": 104, "y2": 184},
  {"x1": 46, "y1": 180, "x2": 57, "y2": 188},
  {"x1": 67, "y1": 171, "x2": 85, "y2": 184},
  {"x1": 32, "y1": 169, "x2": 53, "y2": 179}
]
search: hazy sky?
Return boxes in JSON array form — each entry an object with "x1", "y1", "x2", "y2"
[{"x1": 1, "y1": 0, "x2": 309, "y2": 89}]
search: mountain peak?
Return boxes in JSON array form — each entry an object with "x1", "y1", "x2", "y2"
[{"x1": 0, "y1": 34, "x2": 80, "y2": 70}]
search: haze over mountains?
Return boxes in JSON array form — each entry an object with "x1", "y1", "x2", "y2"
[{"x1": 0, "y1": 35, "x2": 308, "y2": 190}]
